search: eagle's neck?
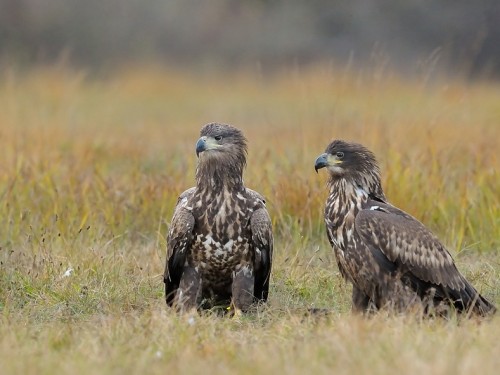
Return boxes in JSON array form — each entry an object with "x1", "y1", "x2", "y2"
[
  {"x1": 325, "y1": 174, "x2": 387, "y2": 251},
  {"x1": 196, "y1": 157, "x2": 244, "y2": 191},
  {"x1": 326, "y1": 179, "x2": 369, "y2": 232}
]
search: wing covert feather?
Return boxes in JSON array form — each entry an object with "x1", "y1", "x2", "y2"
[
  {"x1": 251, "y1": 208, "x2": 273, "y2": 272},
  {"x1": 355, "y1": 208, "x2": 465, "y2": 290}
]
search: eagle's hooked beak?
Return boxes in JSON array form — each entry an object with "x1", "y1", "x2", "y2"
[
  {"x1": 195, "y1": 137, "x2": 206, "y2": 157},
  {"x1": 314, "y1": 153, "x2": 330, "y2": 173},
  {"x1": 195, "y1": 136, "x2": 219, "y2": 157}
]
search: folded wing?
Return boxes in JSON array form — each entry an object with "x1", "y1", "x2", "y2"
[
  {"x1": 247, "y1": 189, "x2": 273, "y2": 302},
  {"x1": 164, "y1": 188, "x2": 196, "y2": 305}
]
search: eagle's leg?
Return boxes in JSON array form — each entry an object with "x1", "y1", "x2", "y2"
[
  {"x1": 231, "y1": 265, "x2": 255, "y2": 314},
  {"x1": 351, "y1": 286, "x2": 372, "y2": 313},
  {"x1": 177, "y1": 265, "x2": 202, "y2": 312}
]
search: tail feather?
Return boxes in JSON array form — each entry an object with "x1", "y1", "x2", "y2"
[
  {"x1": 165, "y1": 278, "x2": 178, "y2": 306},
  {"x1": 451, "y1": 280, "x2": 496, "y2": 316}
]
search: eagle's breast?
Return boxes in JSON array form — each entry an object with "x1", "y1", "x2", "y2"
[
  {"x1": 188, "y1": 188, "x2": 255, "y2": 288},
  {"x1": 325, "y1": 184, "x2": 369, "y2": 282}
]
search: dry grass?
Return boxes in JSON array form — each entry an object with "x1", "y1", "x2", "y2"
[{"x1": 0, "y1": 64, "x2": 499, "y2": 374}]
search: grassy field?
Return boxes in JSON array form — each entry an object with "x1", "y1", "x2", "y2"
[{"x1": 0, "y1": 65, "x2": 499, "y2": 374}]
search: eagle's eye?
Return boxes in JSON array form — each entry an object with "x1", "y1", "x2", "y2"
[
  {"x1": 214, "y1": 135, "x2": 223, "y2": 141},
  {"x1": 336, "y1": 151, "x2": 344, "y2": 159}
]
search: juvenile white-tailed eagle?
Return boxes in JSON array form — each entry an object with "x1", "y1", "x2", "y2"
[
  {"x1": 164, "y1": 123, "x2": 273, "y2": 314},
  {"x1": 315, "y1": 140, "x2": 496, "y2": 316}
]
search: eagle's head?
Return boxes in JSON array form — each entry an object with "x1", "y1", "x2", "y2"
[
  {"x1": 196, "y1": 123, "x2": 247, "y2": 159},
  {"x1": 315, "y1": 140, "x2": 384, "y2": 198},
  {"x1": 195, "y1": 123, "x2": 248, "y2": 185}
]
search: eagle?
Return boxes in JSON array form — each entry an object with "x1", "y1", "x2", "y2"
[
  {"x1": 164, "y1": 123, "x2": 273, "y2": 314},
  {"x1": 315, "y1": 140, "x2": 496, "y2": 316}
]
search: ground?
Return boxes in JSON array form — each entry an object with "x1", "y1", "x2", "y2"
[{"x1": 0, "y1": 65, "x2": 499, "y2": 374}]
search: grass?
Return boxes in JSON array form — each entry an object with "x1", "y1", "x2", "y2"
[{"x1": 0, "y1": 64, "x2": 499, "y2": 374}]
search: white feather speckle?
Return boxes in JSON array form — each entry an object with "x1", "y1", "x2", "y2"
[
  {"x1": 214, "y1": 248, "x2": 224, "y2": 257},
  {"x1": 224, "y1": 239, "x2": 234, "y2": 251},
  {"x1": 203, "y1": 235, "x2": 214, "y2": 250},
  {"x1": 355, "y1": 187, "x2": 368, "y2": 198}
]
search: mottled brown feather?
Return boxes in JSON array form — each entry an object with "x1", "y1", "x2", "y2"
[
  {"x1": 355, "y1": 204, "x2": 465, "y2": 290},
  {"x1": 164, "y1": 123, "x2": 273, "y2": 312},
  {"x1": 250, "y1": 205, "x2": 273, "y2": 300},
  {"x1": 164, "y1": 188, "x2": 196, "y2": 305},
  {"x1": 316, "y1": 139, "x2": 496, "y2": 316}
]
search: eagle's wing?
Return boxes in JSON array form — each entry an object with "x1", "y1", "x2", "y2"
[
  {"x1": 164, "y1": 187, "x2": 196, "y2": 305},
  {"x1": 355, "y1": 202, "x2": 466, "y2": 291},
  {"x1": 247, "y1": 189, "x2": 273, "y2": 302}
]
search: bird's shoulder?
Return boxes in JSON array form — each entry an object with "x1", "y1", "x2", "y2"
[
  {"x1": 357, "y1": 199, "x2": 445, "y2": 244},
  {"x1": 168, "y1": 187, "x2": 196, "y2": 237},
  {"x1": 177, "y1": 187, "x2": 196, "y2": 204},
  {"x1": 244, "y1": 187, "x2": 267, "y2": 209},
  {"x1": 360, "y1": 199, "x2": 412, "y2": 219},
  {"x1": 357, "y1": 198, "x2": 445, "y2": 250}
]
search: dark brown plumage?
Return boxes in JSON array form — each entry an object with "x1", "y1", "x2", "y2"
[
  {"x1": 315, "y1": 140, "x2": 496, "y2": 316},
  {"x1": 164, "y1": 123, "x2": 273, "y2": 313}
]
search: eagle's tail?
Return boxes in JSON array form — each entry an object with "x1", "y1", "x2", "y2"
[
  {"x1": 164, "y1": 279, "x2": 178, "y2": 306},
  {"x1": 475, "y1": 294, "x2": 497, "y2": 316},
  {"x1": 454, "y1": 280, "x2": 496, "y2": 316}
]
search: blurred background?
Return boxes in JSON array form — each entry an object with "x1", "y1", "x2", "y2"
[
  {"x1": 1, "y1": 0, "x2": 499, "y2": 77},
  {"x1": 0, "y1": 1, "x2": 499, "y2": 344}
]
